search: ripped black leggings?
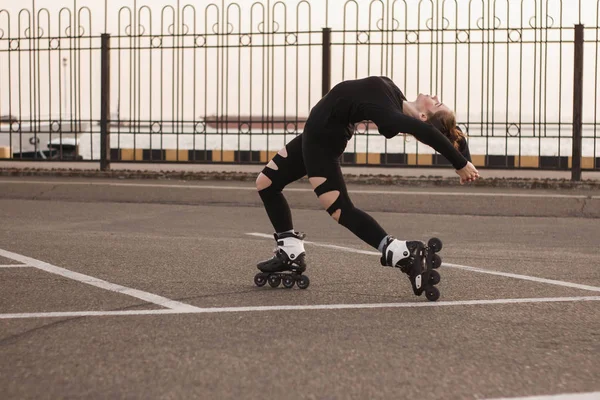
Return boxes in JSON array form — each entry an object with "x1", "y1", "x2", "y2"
[{"x1": 257, "y1": 133, "x2": 388, "y2": 249}]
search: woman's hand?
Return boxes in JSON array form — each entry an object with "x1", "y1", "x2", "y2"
[{"x1": 456, "y1": 161, "x2": 480, "y2": 185}]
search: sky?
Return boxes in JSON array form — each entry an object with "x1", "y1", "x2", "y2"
[{"x1": 1, "y1": 0, "x2": 600, "y2": 131}]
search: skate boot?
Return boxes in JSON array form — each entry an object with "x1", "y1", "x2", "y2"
[
  {"x1": 380, "y1": 236, "x2": 443, "y2": 301},
  {"x1": 254, "y1": 231, "x2": 310, "y2": 290}
]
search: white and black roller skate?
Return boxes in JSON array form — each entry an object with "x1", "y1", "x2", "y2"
[
  {"x1": 254, "y1": 231, "x2": 310, "y2": 290},
  {"x1": 380, "y1": 236, "x2": 443, "y2": 301}
]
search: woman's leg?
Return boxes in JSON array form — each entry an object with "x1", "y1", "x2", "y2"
[
  {"x1": 304, "y1": 143, "x2": 417, "y2": 270},
  {"x1": 302, "y1": 133, "x2": 430, "y2": 296},
  {"x1": 255, "y1": 134, "x2": 308, "y2": 274},
  {"x1": 256, "y1": 134, "x2": 306, "y2": 233},
  {"x1": 302, "y1": 139, "x2": 388, "y2": 250}
]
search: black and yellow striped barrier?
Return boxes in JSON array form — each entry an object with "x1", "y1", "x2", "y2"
[
  {"x1": 108, "y1": 149, "x2": 599, "y2": 169},
  {"x1": 0, "y1": 147, "x2": 11, "y2": 159}
]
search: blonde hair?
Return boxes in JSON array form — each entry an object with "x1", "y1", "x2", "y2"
[{"x1": 427, "y1": 110, "x2": 465, "y2": 150}]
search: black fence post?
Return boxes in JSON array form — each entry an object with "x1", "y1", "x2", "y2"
[
  {"x1": 322, "y1": 27, "x2": 331, "y2": 97},
  {"x1": 572, "y1": 24, "x2": 584, "y2": 181},
  {"x1": 100, "y1": 33, "x2": 111, "y2": 171}
]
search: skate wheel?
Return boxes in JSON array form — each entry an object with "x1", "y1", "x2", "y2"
[
  {"x1": 282, "y1": 276, "x2": 295, "y2": 289},
  {"x1": 425, "y1": 286, "x2": 440, "y2": 301},
  {"x1": 429, "y1": 270, "x2": 441, "y2": 285},
  {"x1": 428, "y1": 237, "x2": 443, "y2": 253},
  {"x1": 254, "y1": 273, "x2": 267, "y2": 287},
  {"x1": 432, "y1": 254, "x2": 442, "y2": 269},
  {"x1": 297, "y1": 275, "x2": 310, "y2": 289},
  {"x1": 268, "y1": 275, "x2": 281, "y2": 288}
]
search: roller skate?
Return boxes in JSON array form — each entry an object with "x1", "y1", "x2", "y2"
[
  {"x1": 380, "y1": 236, "x2": 443, "y2": 301},
  {"x1": 254, "y1": 231, "x2": 310, "y2": 290}
]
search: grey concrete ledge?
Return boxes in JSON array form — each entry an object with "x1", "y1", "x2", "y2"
[
  {"x1": 1, "y1": 177, "x2": 599, "y2": 218},
  {"x1": 1, "y1": 167, "x2": 600, "y2": 190}
]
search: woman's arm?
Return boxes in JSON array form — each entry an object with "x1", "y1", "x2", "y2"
[
  {"x1": 458, "y1": 136, "x2": 472, "y2": 162},
  {"x1": 366, "y1": 106, "x2": 468, "y2": 170}
]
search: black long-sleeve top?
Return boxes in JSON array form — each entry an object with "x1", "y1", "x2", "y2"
[
  {"x1": 314, "y1": 76, "x2": 469, "y2": 170},
  {"x1": 458, "y1": 135, "x2": 472, "y2": 163}
]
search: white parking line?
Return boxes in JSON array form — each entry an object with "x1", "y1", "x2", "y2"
[
  {"x1": 1, "y1": 296, "x2": 599, "y2": 319},
  {"x1": 2, "y1": 237, "x2": 598, "y2": 321},
  {"x1": 485, "y1": 391, "x2": 600, "y2": 400},
  {"x1": 1, "y1": 180, "x2": 597, "y2": 199},
  {"x1": 0, "y1": 264, "x2": 31, "y2": 268},
  {"x1": 0, "y1": 248, "x2": 202, "y2": 312},
  {"x1": 247, "y1": 233, "x2": 600, "y2": 293},
  {"x1": 444, "y1": 262, "x2": 600, "y2": 293}
]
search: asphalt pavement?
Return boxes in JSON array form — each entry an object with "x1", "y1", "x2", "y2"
[{"x1": 0, "y1": 178, "x2": 599, "y2": 399}]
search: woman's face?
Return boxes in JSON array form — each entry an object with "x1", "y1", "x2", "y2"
[{"x1": 415, "y1": 94, "x2": 452, "y2": 115}]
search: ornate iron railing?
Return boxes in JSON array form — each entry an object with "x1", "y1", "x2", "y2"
[{"x1": 0, "y1": 0, "x2": 599, "y2": 173}]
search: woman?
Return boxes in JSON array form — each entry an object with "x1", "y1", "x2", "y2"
[{"x1": 254, "y1": 76, "x2": 480, "y2": 295}]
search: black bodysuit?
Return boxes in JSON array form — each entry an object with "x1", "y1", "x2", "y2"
[
  {"x1": 259, "y1": 76, "x2": 471, "y2": 249},
  {"x1": 303, "y1": 75, "x2": 469, "y2": 171}
]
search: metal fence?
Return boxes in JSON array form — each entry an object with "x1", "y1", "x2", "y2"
[{"x1": 1, "y1": 0, "x2": 599, "y2": 174}]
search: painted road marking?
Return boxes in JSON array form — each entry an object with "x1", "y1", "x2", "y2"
[
  {"x1": 247, "y1": 233, "x2": 600, "y2": 293},
  {"x1": 2, "y1": 237, "x2": 598, "y2": 321},
  {"x1": 0, "y1": 264, "x2": 31, "y2": 268},
  {"x1": 0, "y1": 248, "x2": 202, "y2": 312},
  {"x1": 485, "y1": 391, "x2": 600, "y2": 400},
  {"x1": 1, "y1": 180, "x2": 598, "y2": 200},
  {"x1": 443, "y1": 262, "x2": 600, "y2": 293},
  {"x1": 1, "y1": 296, "x2": 599, "y2": 319}
]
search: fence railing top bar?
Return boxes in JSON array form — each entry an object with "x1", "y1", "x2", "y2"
[
  {"x1": 331, "y1": 26, "x2": 578, "y2": 32},
  {"x1": 0, "y1": 35, "x2": 102, "y2": 40},
  {"x1": 108, "y1": 29, "x2": 320, "y2": 38}
]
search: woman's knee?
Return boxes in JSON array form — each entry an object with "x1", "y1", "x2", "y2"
[
  {"x1": 309, "y1": 177, "x2": 345, "y2": 222},
  {"x1": 256, "y1": 172, "x2": 272, "y2": 191},
  {"x1": 257, "y1": 145, "x2": 292, "y2": 192}
]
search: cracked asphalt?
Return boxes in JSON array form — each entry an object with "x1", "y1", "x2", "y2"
[{"x1": 0, "y1": 177, "x2": 599, "y2": 400}]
